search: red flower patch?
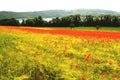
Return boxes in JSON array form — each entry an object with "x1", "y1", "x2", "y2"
[{"x1": 4, "y1": 26, "x2": 120, "y2": 39}]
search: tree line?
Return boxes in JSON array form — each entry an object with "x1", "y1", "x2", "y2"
[{"x1": 0, "y1": 14, "x2": 120, "y2": 27}]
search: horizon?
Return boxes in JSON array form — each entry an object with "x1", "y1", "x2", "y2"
[
  {"x1": 0, "y1": 8, "x2": 120, "y2": 13},
  {"x1": 0, "y1": 0, "x2": 120, "y2": 12}
]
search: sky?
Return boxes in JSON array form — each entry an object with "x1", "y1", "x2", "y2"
[{"x1": 0, "y1": 0, "x2": 120, "y2": 12}]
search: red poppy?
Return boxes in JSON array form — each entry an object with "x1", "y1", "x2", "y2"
[
  {"x1": 34, "y1": 55, "x2": 36, "y2": 58},
  {"x1": 54, "y1": 54, "x2": 59, "y2": 57},
  {"x1": 85, "y1": 54, "x2": 92, "y2": 62},
  {"x1": 94, "y1": 59, "x2": 101, "y2": 64},
  {"x1": 66, "y1": 55, "x2": 71, "y2": 59},
  {"x1": 75, "y1": 64, "x2": 79, "y2": 69},
  {"x1": 109, "y1": 62, "x2": 112, "y2": 65},
  {"x1": 4, "y1": 26, "x2": 120, "y2": 39},
  {"x1": 101, "y1": 73, "x2": 106, "y2": 76},
  {"x1": 38, "y1": 61, "x2": 40, "y2": 64},
  {"x1": 80, "y1": 77, "x2": 86, "y2": 80},
  {"x1": 114, "y1": 74, "x2": 119, "y2": 78},
  {"x1": 118, "y1": 64, "x2": 120, "y2": 67}
]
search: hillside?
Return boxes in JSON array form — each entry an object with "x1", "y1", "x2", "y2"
[{"x1": 0, "y1": 9, "x2": 120, "y2": 19}]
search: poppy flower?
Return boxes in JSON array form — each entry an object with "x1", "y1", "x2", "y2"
[
  {"x1": 101, "y1": 73, "x2": 106, "y2": 76},
  {"x1": 85, "y1": 54, "x2": 92, "y2": 62},
  {"x1": 54, "y1": 54, "x2": 59, "y2": 57},
  {"x1": 118, "y1": 64, "x2": 120, "y2": 67},
  {"x1": 109, "y1": 62, "x2": 112, "y2": 65},
  {"x1": 80, "y1": 77, "x2": 86, "y2": 80},
  {"x1": 114, "y1": 74, "x2": 119, "y2": 78},
  {"x1": 75, "y1": 64, "x2": 79, "y2": 69},
  {"x1": 38, "y1": 61, "x2": 40, "y2": 64}
]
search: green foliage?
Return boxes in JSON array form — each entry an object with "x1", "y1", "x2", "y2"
[
  {"x1": 26, "y1": 19, "x2": 35, "y2": 26},
  {"x1": 49, "y1": 14, "x2": 120, "y2": 27},
  {"x1": 83, "y1": 15, "x2": 94, "y2": 26},
  {"x1": 33, "y1": 16, "x2": 44, "y2": 26},
  {"x1": 21, "y1": 16, "x2": 44, "y2": 27},
  {"x1": 0, "y1": 14, "x2": 120, "y2": 27},
  {"x1": 0, "y1": 18, "x2": 20, "y2": 26}
]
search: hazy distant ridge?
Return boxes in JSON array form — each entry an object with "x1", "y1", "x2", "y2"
[{"x1": 0, "y1": 9, "x2": 120, "y2": 19}]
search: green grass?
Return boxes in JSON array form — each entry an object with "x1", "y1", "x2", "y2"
[
  {"x1": 73, "y1": 27, "x2": 120, "y2": 32},
  {"x1": 34, "y1": 26, "x2": 120, "y2": 32},
  {"x1": 0, "y1": 28, "x2": 120, "y2": 80}
]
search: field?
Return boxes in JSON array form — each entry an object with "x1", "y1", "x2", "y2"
[
  {"x1": 74, "y1": 27, "x2": 120, "y2": 32},
  {"x1": 0, "y1": 26, "x2": 120, "y2": 80}
]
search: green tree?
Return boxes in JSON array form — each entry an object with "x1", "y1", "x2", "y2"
[
  {"x1": 73, "y1": 14, "x2": 81, "y2": 26},
  {"x1": 111, "y1": 15, "x2": 119, "y2": 26},
  {"x1": 84, "y1": 15, "x2": 94, "y2": 26},
  {"x1": 0, "y1": 18, "x2": 20, "y2": 26},
  {"x1": 26, "y1": 19, "x2": 35, "y2": 26},
  {"x1": 49, "y1": 17, "x2": 61, "y2": 26},
  {"x1": 33, "y1": 16, "x2": 43, "y2": 26}
]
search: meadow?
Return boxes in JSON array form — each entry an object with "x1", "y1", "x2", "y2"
[
  {"x1": 74, "y1": 27, "x2": 120, "y2": 32},
  {"x1": 0, "y1": 26, "x2": 120, "y2": 80}
]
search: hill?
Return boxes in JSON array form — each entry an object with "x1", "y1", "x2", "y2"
[{"x1": 0, "y1": 9, "x2": 120, "y2": 19}]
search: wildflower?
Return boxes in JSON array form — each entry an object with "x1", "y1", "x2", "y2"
[
  {"x1": 64, "y1": 46, "x2": 67, "y2": 52},
  {"x1": 54, "y1": 54, "x2": 59, "y2": 57},
  {"x1": 38, "y1": 61, "x2": 40, "y2": 64},
  {"x1": 101, "y1": 72, "x2": 106, "y2": 76},
  {"x1": 80, "y1": 77, "x2": 86, "y2": 80},
  {"x1": 34, "y1": 55, "x2": 36, "y2": 58},
  {"x1": 118, "y1": 64, "x2": 120, "y2": 67},
  {"x1": 114, "y1": 74, "x2": 119, "y2": 78},
  {"x1": 109, "y1": 62, "x2": 112, "y2": 65},
  {"x1": 36, "y1": 51, "x2": 38, "y2": 55},
  {"x1": 85, "y1": 54, "x2": 92, "y2": 62},
  {"x1": 60, "y1": 37, "x2": 63, "y2": 40},
  {"x1": 66, "y1": 55, "x2": 71, "y2": 59},
  {"x1": 97, "y1": 60, "x2": 100, "y2": 64},
  {"x1": 75, "y1": 64, "x2": 79, "y2": 69},
  {"x1": 94, "y1": 59, "x2": 100, "y2": 64}
]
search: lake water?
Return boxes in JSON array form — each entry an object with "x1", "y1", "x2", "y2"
[
  {"x1": 17, "y1": 18, "x2": 52, "y2": 23},
  {"x1": 43, "y1": 18, "x2": 52, "y2": 21}
]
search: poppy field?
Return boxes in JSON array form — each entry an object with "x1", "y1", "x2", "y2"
[{"x1": 0, "y1": 26, "x2": 120, "y2": 80}]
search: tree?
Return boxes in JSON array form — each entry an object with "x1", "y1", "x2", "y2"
[
  {"x1": 49, "y1": 17, "x2": 61, "y2": 26},
  {"x1": 26, "y1": 19, "x2": 35, "y2": 26},
  {"x1": 73, "y1": 14, "x2": 81, "y2": 26},
  {"x1": 83, "y1": 15, "x2": 94, "y2": 26},
  {"x1": 61, "y1": 16, "x2": 70, "y2": 26},
  {"x1": 111, "y1": 15, "x2": 119, "y2": 26},
  {"x1": 103, "y1": 15, "x2": 112, "y2": 26},
  {"x1": 0, "y1": 18, "x2": 20, "y2": 26},
  {"x1": 10, "y1": 18, "x2": 20, "y2": 26},
  {"x1": 34, "y1": 16, "x2": 43, "y2": 26},
  {"x1": 60, "y1": 14, "x2": 81, "y2": 27}
]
